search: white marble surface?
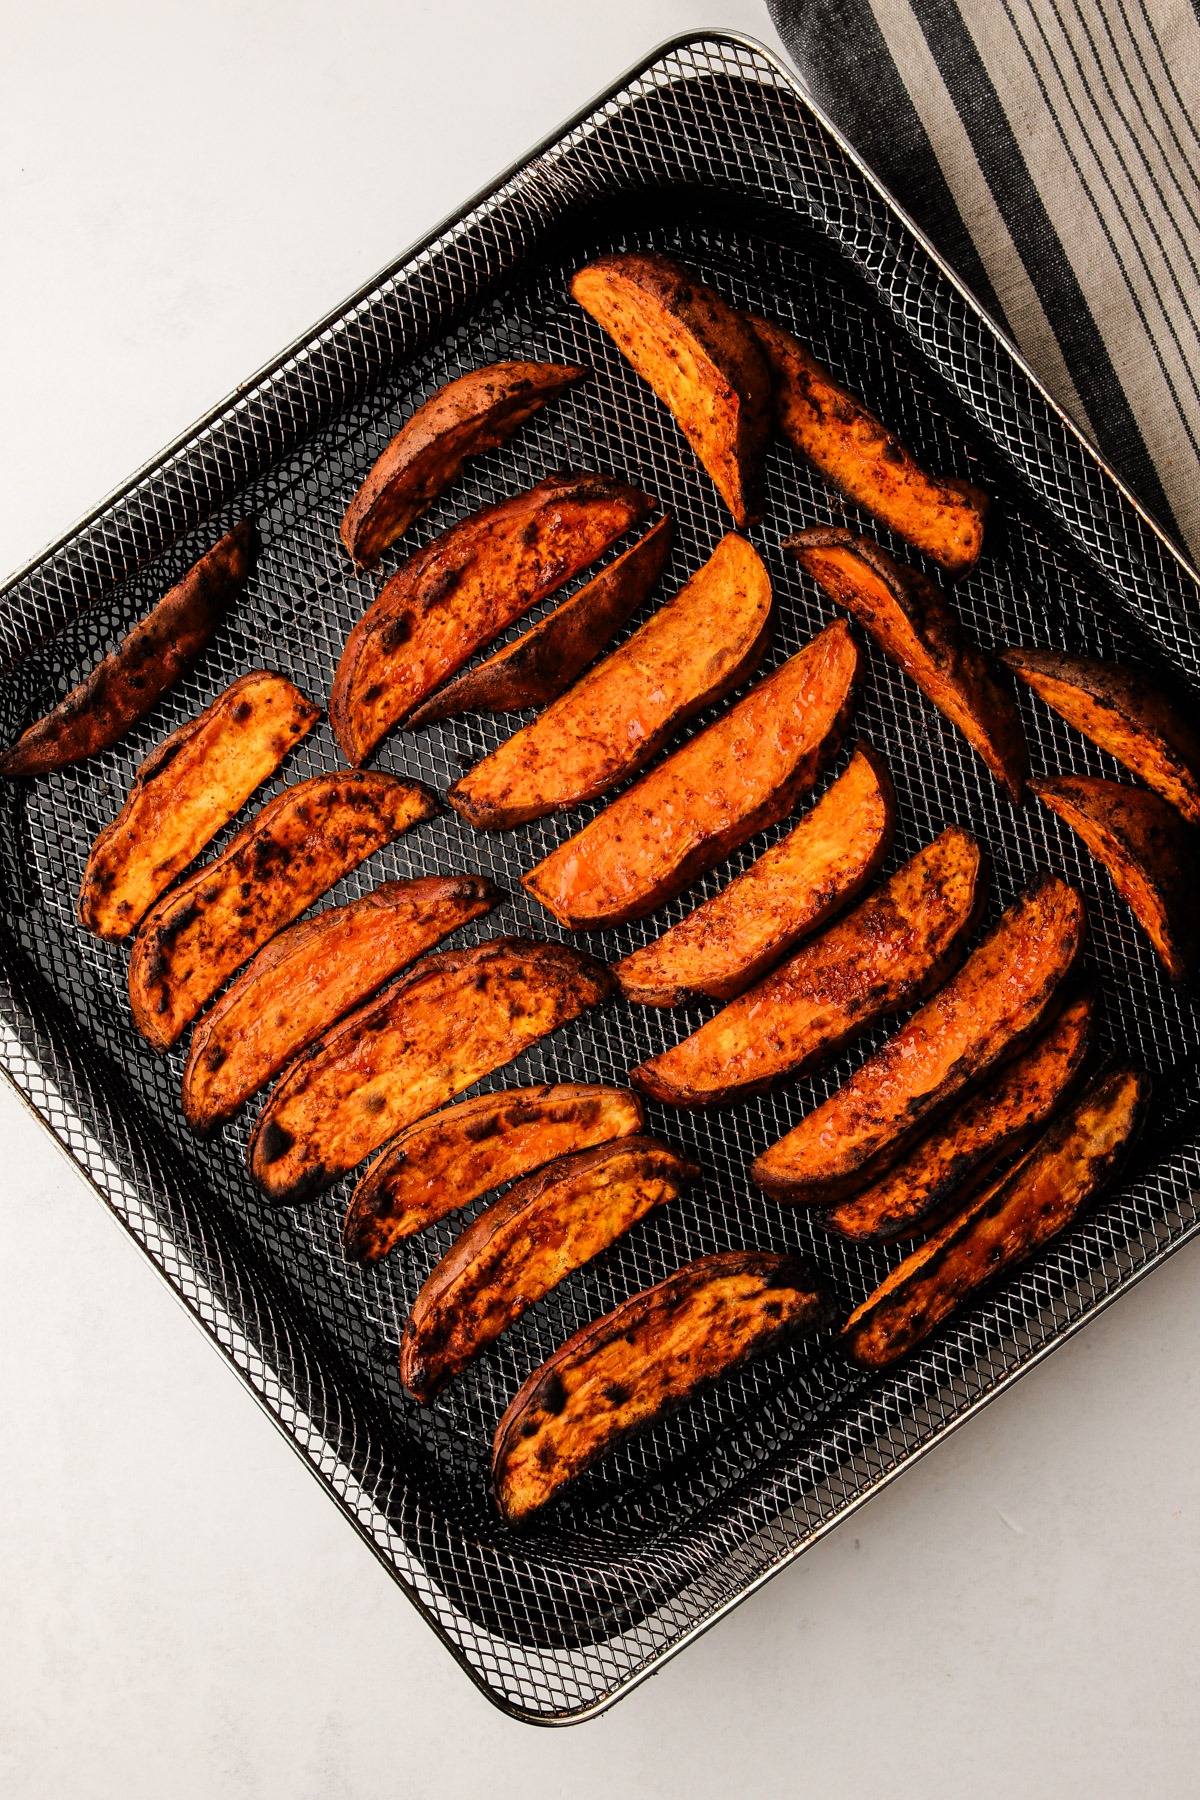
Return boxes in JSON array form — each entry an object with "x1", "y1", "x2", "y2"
[{"x1": 3, "y1": 4, "x2": 1200, "y2": 1792}]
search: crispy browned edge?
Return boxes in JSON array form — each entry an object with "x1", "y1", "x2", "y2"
[
  {"x1": 403, "y1": 513, "x2": 674, "y2": 729},
  {"x1": 339, "y1": 362, "x2": 586, "y2": 569},
  {"x1": 786, "y1": 526, "x2": 1029, "y2": 804},
  {"x1": 0, "y1": 521, "x2": 253, "y2": 777}
]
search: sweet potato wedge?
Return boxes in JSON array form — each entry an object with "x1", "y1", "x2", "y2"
[
  {"x1": 615, "y1": 741, "x2": 895, "y2": 1007},
  {"x1": 248, "y1": 938, "x2": 613, "y2": 1204},
  {"x1": 403, "y1": 514, "x2": 673, "y2": 729},
  {"x1": 340, "y1": 362, "x2": 585, "y2": 569},
  {"x1": 826, "y1": 988, "x2": 1095, "y2": 1243},
  {"x1": 78, "y1": 671, "x2": 319, "y2": 940},
  {"x1": 129, "y1": 771, "x2": 437, "y2": 1051},
  {"x1": 343, "y1": 1083, "x2": 644, "y2": 1262},
  {"x1": 523, "y1": 619, "x2": 860, "y2": 930},
  {"x1": 331, "y1": 473, "x2": 655, "y2": 765},
  {"x1": 787, "y1": 527, "x2": 1028, "y2": 803},
  {"x1": 492, "y1": 1250, "x2": 832, "y2": 1525},
  {"x1": 1032, "y1": 774, "x2": 1200, "y2": 981},
  {"x1": 843, "y1": 1062, "x2": 1150, "y2": 1368},
  {"x1": 181, "y1": 875, "x2": 501, "y2": 1133},
  {"x1": 571, "y1": 252, "x2": 771, "y2": 527},
  {"x1": 630, "y1": 826, "x2": 984, "y2": 1108},
  {"x1": 0, "y1": 521, "x2": 252, "y2": 777},
  {"x1": 447, "y1": 534, "x2": 772, "y2": 830},
  {"x1": 400, "y1": 1136, "x2": 699, "y2": 1401},
  {"x1": 747, "y1": 314, "x2": 988, "y2": 577},
  {"x1": 752, "y1": 874, "x2": 1087, "y2": 1204},
  {"x1": 1002, "y1": 646, "x2": 1200, "y2": 827}
]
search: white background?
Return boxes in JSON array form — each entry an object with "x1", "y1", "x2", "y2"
[{"x1": 3, "y1": 4, "x2": 1200, "y2": 1794}]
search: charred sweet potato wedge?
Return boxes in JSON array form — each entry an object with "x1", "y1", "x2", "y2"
[
  {"x1": 78, "y1": 671, "x2": 319, "y2": 940},
  {"x1": 752, "y1": 874, "x2": 1087, "y2": 1204},
  {"x1": 400, "y1": 1136, "x2": 699, "y2": 1401},
  {"x1": 523, "y1": 619, "x2": 860, "y2": 930},
  {"x1": 248, "y1": 938, "x2": 613, "y2": 1204},
  {"x1": 331, "y1": 473, "x2": 656, "y2": 765},
  {"x1": 129, "y1": 771, "x2": 437, "y2": 1051},
  {"x1": 0, "y1": 522, "x2": 253, "y2": 777},
  {"x1": 843, "y1": 1062, "x2": 1150, "y2": 1368},
  {"x1": 616, "y1": 741, "x2": 895, "y2": 1007},
  {"x1": 448, "y1": 533, "x2": 772, "y2": 829},
  {"x1": 1032, "y1": 774, "x2": 1200, "y2": 980},
  {"x1": 571, "y1": 252, "x2": 771, "y2": 527},
  {"x1": 787, "y1": 527, "x2": 1028, "y2": 803},
  {"x1": 343, "y1": 1083, "x2": 644, "y2": 1262},
  {"x1": 492, "y1": 1250, "x2": 832, "y2": 1525},
  {"x1": 631, "y1": 826, "x2": 984, "y2": 1108},
  {"x1": 827, "y1": 989, "x2": 1095, "y2": 1242},
  {"x1": 181, "y1": 875, "x2": 501, "y2": 1133},
  {"x1": 1002, "y1": 646, "x2": 1200, "y2": 827},
  {"x1": 340, "y1": 362, "x2": 586, "y2": 569},
  {"x1": 747, "y1": 315, "x2": 988, "y2": 577}
]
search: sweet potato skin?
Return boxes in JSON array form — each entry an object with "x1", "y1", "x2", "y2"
[
  {"x1": 331, "y1": 473, "x2": 656, "y2": 765},
  {"x1": 571, "y1": 253, "x2": 771, "y2": 527},
  {"x1": 787, "y1": 528, "x2": 1028, "y2": 803},
  {"x1": 752, "y1": 874, "x2": 1087, "y2": 1203},
  {"x1": 248, "y1": 938, "x2": 614, "y2": 1204},
  {"x1": 78, "y1": 671, "x2": 320, "y2": 939},
  {"x1": 128, "y1": 771, "x2": 437, "y2": 1051},
  {"x1": 1032, "y1": 773, "x2": 1200, "y2": 980},
  {"x1": 492, "y1": 1251, "x2": 832, "y2": 1525},
  {"x1": 340, "y1": 362, "x2": 585, "y2": 569},
  {"x1": 181, "y1": 875, "x2": 501, "y2": 1133},
  {"x1": 843, "y1": 1063, "x2": 1150, "y2": 1368},
  {"x1": 615, "y1": 741, "x2": 895, "y2": 1007},
  {"x1": 630, "y1": 826, "x2": 985, "y2": 1108},
  {"x1": 447, "y1": 533, "x2": 773, "y2": 830},
  {"x1": 343, "y1": 1083, "x2": 644, "y2": 1262},
  {"x1": 1002, "y1": 646, "x2": 1200, "y2": 828},
  {"x1": 400, "y1": 1136, "x2": 699, "y2": 1401},
  {"x1": 0, "y1": 521, "x2": 253, "y2": 777},
  {"x1": 747, "y1": 315, "x2": 988, "y2": 577},
  {"x1": 523, "y1": 619, "x2": 861, "y2": 930},
  {"x1": 826, "y1": 988, "x2": 1095, "y2": 1242}
]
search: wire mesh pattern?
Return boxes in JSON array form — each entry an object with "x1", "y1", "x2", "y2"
[{"x1": 2, "y1": 34, "x2": 1199, "y2": 1720}]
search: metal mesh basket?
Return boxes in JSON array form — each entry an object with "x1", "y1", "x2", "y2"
[{"x1": 2, "y1": 33, "x2": 1198, "y2": 1721}]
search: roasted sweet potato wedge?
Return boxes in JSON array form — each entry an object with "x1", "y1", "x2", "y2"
[
  {"x1": 181, "y1": 875, "x2": 501, "y2": 1133},
  {"x1": 448, "y1": 534, "x2": 772, "y2": 829},
  {"x1": 1002, "y1": 646, "x2": 1200, "y2": 827},
  {"x1": 0, "y1": 521, "x2": 253, "y2": 777},
  {"x1": 571, "y1": 252, "x2": 771, "y2": 527},
  {"x1": 616, "y1": 741, "x2": 895, "y2": 1007},
  {"x1": 1032, "y1": 774, "x2": 1200, "y2": 980},
  {"x1": 404, "y1": 514, "x2": 673, "y2": 729},
  {"x1": 826, "y1": 989, "x2": 1095, "y2": 1243},
  {"x1": 752, "y1": 874, "x2": 1087, "y2": 1204},
  {"x1": 787, "y1": 527, "x2": 1028, "y2": 803},
  {"x1": 747, "y1": 315, "x2": 988, "y2": 577},
  {"x1": 523, "y1": 619, "x2": 860, "y2": 930},
  {"x1": 78, "y1": 671, "x2": 319, "y2": 940},
  {"x1": 843, "y1": 1062, "x2": 1150, "y2": 1368},
  {"x1": 129, "y1": 771, "x2": 437, "y2": 1051},
  {"x1": 331, "y1": 473, "x2": 655, "y2": 765},
  {"x1": 400, "y1": 1136, "x2": 699, "y2": 1401},
  {"x1": 630, "y1": 826, "x2": 984, "y2": 1108},
  {"x1": 343, "y1": 1083, "x2": 644, "y2": 1262},
  {"x1": 249, "y1": 938, "x2": 613, "y2": 1204},
  {"x1": 340, "y1": 362, "x2": 586, "y2": 569},
  {"x1": 492, "y1": 1250, "x2": 832, "y2": 1525}
]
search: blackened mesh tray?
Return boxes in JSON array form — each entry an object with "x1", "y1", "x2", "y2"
[{"x1": 3, "y1": 34, "x2": 1199, "y2": 1722}]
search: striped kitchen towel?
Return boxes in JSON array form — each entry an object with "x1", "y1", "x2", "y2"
[{"x1": 768, "y1": 0, "x2": 1200, "y2": 562}]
